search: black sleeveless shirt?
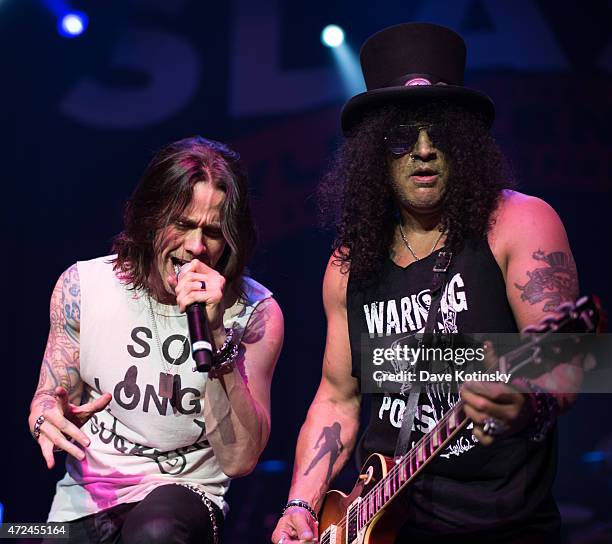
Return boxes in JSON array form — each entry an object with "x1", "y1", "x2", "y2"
[{"x1": 347, "y1": 238, "x2": 560, "y2": 539}]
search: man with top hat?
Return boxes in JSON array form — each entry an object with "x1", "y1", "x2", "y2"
[{"x1": 272, "y1": 23, "x2": 580, "y2": 543}]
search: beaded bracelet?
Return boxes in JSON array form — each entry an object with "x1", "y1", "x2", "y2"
[
  {"x1": 213, "y1": 328, "x2": 235, "y2": 362},
  {"x1": 208, "y1": 345, "x2": 239, "y2": 379},
  {"x1": 281, "y1": 499, "x2": 318, "y2": 523},
  {"x1": 208, "y1": 328, "x2": 238, "y2": 379}
]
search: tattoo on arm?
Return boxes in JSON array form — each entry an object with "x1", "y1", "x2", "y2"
[
  {"x1": 63, "y1": 265, "x2": 81, "y2": 344},
  {"x1": 32, "y1": 264, "x2": 82, "y2": 410},
  {"x1": 303, "y1": 422, "x2": 344, "y2": 484},
  {"x1": 514, "y1": 250, "x2": 578, "y2": 312}
]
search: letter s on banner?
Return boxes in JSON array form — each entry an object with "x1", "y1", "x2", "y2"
[{"x1": 60, "y1": 28, "x2": 200, "y2": 129}]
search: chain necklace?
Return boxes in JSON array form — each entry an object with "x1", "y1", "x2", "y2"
[
  {"x1": 398, "y1": 223, "x2": 444, "y2": 261},
  {"x1": 147, "y1": 296, "x2": 188, "y2": 399}
]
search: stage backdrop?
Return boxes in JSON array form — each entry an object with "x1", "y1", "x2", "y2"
[{"x1": 1, "y1": 1, "x2": 611, "y2": 542}]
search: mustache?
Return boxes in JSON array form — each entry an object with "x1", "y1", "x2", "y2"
[{"x1": 410, "y1": 166, "x2": 439, "y2": 175}]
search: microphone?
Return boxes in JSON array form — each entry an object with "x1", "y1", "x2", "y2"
[{"x1": 175, "y1": 264, "x2": 214, "y2": 372}]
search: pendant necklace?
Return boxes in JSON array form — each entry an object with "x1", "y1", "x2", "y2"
[
  {"x1": 147, "y1": 296, "x2": 188, "y2": 399},
  {"x1": 398, "y1": 223, "x2": 445, "y2": 261}
]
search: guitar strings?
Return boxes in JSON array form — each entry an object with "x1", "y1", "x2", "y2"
[
  {"x1": 329, "y1": 411, "x2": 463, "y2": 539},
  {"x1": 340, "y1": 400, "x2": 467, "y2": 532}
]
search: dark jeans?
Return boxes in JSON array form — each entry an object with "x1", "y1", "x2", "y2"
[{"x1": 44, "y1": 484, "x2": 223, "y2": 544}]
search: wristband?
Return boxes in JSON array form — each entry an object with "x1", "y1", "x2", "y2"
[
  {"x1": 281, "y1": 499, "x2": 318, "y2": 523},
  {"x1": 208, "y1": 327, "x2": 239, "y2": 379},
  {"x1": 213, "y1": 328, "x2": 235, "y2": 362}
]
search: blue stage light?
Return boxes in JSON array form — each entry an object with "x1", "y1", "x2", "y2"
[
  {"x1": 58, "y1": 11, "x2": 88, "y2": 38},
  {"x1": 256, "y1": 459, "x2": 288, "y2": 473},
  {"x1": 581, "y1": 450, "x2": 608, "y2": 463},
  {"x1": 321, "y1": 25, "x2": 345, "y2": 48}
]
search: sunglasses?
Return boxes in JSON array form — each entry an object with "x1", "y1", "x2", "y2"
[{"x1": 383, "y1": 123, "x2": 446, "y2": 157}]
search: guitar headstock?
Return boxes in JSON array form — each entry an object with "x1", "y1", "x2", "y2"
[
  {"x1": 500, "y1": 296, "x2": 604, "y2": 378},
  {"x1": 521, "y1": 295, "x2": 603, "y2": 335}
]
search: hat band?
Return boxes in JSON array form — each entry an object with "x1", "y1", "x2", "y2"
[{"x1": 384, "y1": 73, "x2": 451, "y2": 89}]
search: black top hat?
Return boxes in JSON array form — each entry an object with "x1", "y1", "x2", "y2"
[{"x1": 341, "y1": 22, "x2": 495, "y2": 135}]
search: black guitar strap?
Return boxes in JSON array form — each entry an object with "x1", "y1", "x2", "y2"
[{"x1": 394, "y1": 251, "x2": 453, "y2": 460}]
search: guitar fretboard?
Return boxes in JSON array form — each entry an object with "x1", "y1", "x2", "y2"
[{"x1": 352, "y1": 397, "x2": 468, "y2": 532}]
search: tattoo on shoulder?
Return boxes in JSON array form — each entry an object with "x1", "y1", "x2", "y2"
[
  {"x1": 62, "y1": 264, "x2": 81, "y2": 340},
  {"x1": 514, "y1": 250, "x2": 578, "y2": 312},
  {"x1": 303, "y1": 422, "x2": 344, "y2": 484}
]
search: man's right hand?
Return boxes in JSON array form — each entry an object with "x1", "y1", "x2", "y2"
[
  {"x1": 271, "y1": 507, "x2": 318, "y2": 543},
  {"x1": 29, "y1": 386, "x2": 112, "y2": 469}
]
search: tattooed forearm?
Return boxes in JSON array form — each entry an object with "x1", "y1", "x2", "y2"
[
  {"x1": 303, "y1": 422, "x2": 344, "y2": 484},
  {"x1": 515, "y1": 250, "x2": 578, "y2": 312},
  {"x1": 31, "y1": 264, "x2": 82, "y2": 410}
]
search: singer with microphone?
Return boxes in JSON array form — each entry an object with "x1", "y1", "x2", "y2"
[{"x1": 28, "y1": 136, "x2": 284, "y2": 544}]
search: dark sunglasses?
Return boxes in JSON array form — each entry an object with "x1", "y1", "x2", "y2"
[{"x1": 383, "y1": 123, "x2": 445, "y2": 157}]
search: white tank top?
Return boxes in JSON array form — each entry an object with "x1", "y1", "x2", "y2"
[{"x1": 48, "y1": 255, "x2": 272, "y2": 522}]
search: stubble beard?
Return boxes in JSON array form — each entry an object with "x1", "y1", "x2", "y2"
[{"x1": 396, "y1": 185, "x2": 446, "y2": 217}]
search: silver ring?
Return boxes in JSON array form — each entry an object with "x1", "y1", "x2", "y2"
[
  {"x1": 278, "y1": 538, "x2": 284, "y2": 544},
  {"x1": 482, "y1": 417, "x2": 507, "y2": 437},
  {"x1": 32, "y1": 414, "x2": 46, "y2": 440}
]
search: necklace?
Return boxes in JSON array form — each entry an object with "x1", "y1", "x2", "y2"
[
  {"x1": 147, "y1": 296, "x2": 188, "y2": 399},
  {"x1": 398, "y1": 223, "x2": 444, "y2": 261}
]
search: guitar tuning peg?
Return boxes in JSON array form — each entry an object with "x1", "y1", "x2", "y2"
[
  {"x1": 540, "y1": 316, "x2": 559, "y2": 328},
  {"x1": 575, "y1": 295, "x2": 588, "y2": 308},
  {"x1": 555, "y1": 301, "x2": 575, "y2": 314}
]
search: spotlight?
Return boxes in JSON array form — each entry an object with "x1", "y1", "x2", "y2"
[
  {"x1": 321, "y1": 24, "x2": 345, "y2": 48},
  {"x1": 58, "y1": 11, "x2": 88, "y2": 38}
]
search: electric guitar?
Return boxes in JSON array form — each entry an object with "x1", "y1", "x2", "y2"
[{"x1": 318, "y1": 296, "x2": 602, "y2": 544}]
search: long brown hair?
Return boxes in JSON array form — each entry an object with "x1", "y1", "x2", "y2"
[{"x1": 112, "y1": 136, "x2": 256, "y2": 295}]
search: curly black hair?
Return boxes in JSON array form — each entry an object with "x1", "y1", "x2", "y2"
[{"x1": 319, "y1": 102, "x2": 514, "y2": 285}]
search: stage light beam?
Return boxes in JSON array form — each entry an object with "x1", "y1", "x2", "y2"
[
  {"x1": 322, "y1": 25, "x2": 365, "y2": 98},
  {"x1": 321, "y1": 25, "x2": 345, "y2": 48}
]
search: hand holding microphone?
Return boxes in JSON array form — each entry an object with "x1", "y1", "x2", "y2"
[{"x1": 168, "y1": 259, "x2": 227, "y2": 372}]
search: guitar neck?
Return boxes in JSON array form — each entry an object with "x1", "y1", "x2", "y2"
[{"x1": 356, "y1": 398, "x2": 468, "y2": 528}]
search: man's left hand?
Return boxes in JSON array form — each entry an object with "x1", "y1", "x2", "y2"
[{"x1": 461, "y1": 381, "x2": 533, "y2": 445}]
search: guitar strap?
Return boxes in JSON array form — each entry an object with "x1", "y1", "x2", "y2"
[{"x1": 394, "y1": 251, "x2": 453, "y2": 460}]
